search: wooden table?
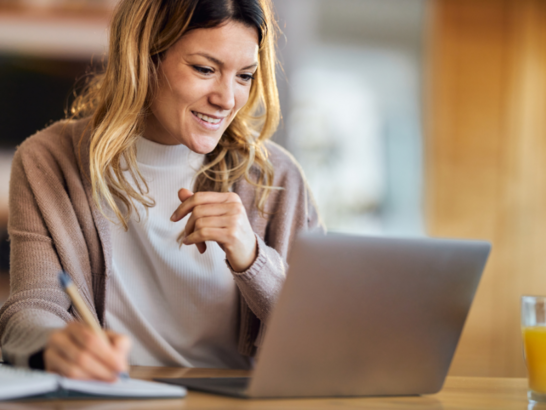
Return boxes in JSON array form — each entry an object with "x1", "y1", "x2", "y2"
[
  {"x1": 0, "y1": 367, "x2": 536, "y2": 410},
  {"x1": 0, "y1": 367, "x2": 541, "y2": 409}
]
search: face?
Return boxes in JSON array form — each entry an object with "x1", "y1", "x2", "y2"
[{"x1": 144, "y1": 21, "x2": 259, "y2": 153}]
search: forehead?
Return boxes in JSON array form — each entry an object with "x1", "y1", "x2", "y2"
[{"x1": 168, "y1": 21, "x2": 259, "y2": 64}]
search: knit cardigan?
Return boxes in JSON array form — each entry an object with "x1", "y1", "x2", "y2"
[{"x1": 0, "y1": 118, "x2": 322, "y2": 367}]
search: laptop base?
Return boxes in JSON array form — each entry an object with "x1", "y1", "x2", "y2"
[{"x1": 155, "y1": 377, "x2": 251, "y2": 399}]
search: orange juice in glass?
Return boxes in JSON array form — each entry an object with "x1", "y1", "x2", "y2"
[{"x1": 522, "y1": 296, "x2": 546, "y2": 402}]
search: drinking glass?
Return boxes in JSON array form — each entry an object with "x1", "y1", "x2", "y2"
[{"x1": 522, "y1": 295, "x2": 546, "y2": 403}]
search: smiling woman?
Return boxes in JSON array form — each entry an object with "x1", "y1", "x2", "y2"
[
  {"x1": 0, "y1": 0, "x2": 322, "y2": 380},
  {"x1": 146, "y1": 22, "x2": 260, "y2": 153}
]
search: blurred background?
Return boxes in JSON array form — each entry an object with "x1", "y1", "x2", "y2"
[{"x1": 0, "y1": 0, "x2": 545, "y2": 379}]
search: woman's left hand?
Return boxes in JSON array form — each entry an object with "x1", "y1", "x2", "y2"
[{"x1": 171, "y1": 188, "x2": 258, "y2": 272}]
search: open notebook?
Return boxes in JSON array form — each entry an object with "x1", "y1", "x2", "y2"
[{"x1": 0, "y1": 364, "x2": 186, "y2": 401}]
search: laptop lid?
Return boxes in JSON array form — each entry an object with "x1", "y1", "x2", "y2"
[{"x1": 246, "y1": 232, "x2": 490, "y2": 398}]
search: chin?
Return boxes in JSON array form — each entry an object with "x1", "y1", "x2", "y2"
[{"x1": 188, "y1": 135, "x2": 221, "y2": 154}]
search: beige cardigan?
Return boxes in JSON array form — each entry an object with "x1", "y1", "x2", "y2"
[{"x1": 0, "y1": 119, "x2": 322, "y2": 367}]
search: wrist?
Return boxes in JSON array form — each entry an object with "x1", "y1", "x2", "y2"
[{"x1": 227, "y1": 237, "x2": 258, "y2": 272}]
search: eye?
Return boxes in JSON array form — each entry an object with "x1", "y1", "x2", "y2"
[
  {"x1": 193, "y1": 65, "x2": 214, "y2": 75},
  {"x1": 239, "y1": 73, "x2": 255, "y2": 82}
]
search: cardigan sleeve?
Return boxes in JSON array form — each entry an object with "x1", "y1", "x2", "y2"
[
  {"x1": 228, "y1": 148, "x2": 324, "y2": 322},
  {"x1": 0, "y1": 150, "x2": 73, "y2": 367}
]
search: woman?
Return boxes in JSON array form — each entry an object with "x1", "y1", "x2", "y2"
[{"x1": 0, "y1": 0, "x2": 321, "y2": 381}]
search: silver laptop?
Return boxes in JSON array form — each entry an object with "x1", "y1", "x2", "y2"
[{"x1": 157, "y1": 232, "x2": 490, "y2": 398}]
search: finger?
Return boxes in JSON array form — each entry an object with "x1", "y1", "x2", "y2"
[
  {"x1": 181, "y1": 215, "x2": 234, "y2": 253},
  {"x1": 51, "y1": 336, "x2": 117, "y2": 382},
  {"x1": 45, "y1": 348, "x2": 95, "y2": 381},
  {"x1": 177, "y1": 230, "x2": 208, "y2": 253},
  {"x1": 190, "y1": 216, "x2": 234, "y2": 254},
  {"x1": 49, "y1": 330, "x2": 115, "y2": 380},
  {"x1": 190, "y1": 215, "x2": 233, "y2": 233},
  {"x1": 177, "y1": 188, "x2": 194, "y2": 203},
  {"x1": 183, "y1": 227, "x2": 226, "y2": 248},
  {"x1": 108, "y1": 332, "x2": 131, "y2": 355},
  {"x1": 171, "y1": 192, "x2": 241, "y2": 222},
  {"x1": 171, "y1": 188, "x2": 194, "y2": 223},
  {"x1": 107, "y1": 332, "x2": 131, "y2": 372},
  {"x1": 183, "y1": 203, "x2": 240, "y2": 240},
  {"x1": 65, "y1": 323, "x2": 125, "y2": 373}
]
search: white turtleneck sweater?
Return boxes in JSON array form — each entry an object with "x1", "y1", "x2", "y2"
[{"x1": 105, "y1": 137, "x2": 251, "y2": 369}]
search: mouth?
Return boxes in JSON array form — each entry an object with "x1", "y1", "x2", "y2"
[{"x1": 191, "y1": 111, "x2": 224, "y2": 125}]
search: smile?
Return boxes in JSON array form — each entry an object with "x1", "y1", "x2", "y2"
[{"x1": 192, "y1": 111, "x2": 223, "y2": 124}]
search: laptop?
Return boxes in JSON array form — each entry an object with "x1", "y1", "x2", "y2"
[{"x1": 157, "y1": 232, "x2": 490, "y2": 398}]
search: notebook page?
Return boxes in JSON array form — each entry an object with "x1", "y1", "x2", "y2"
[
  {"x1": 0, "y1": 365, "x2": 58, "y2": 400},
  {"x1": 60, "y1": 377, "x2": 186, "y2": 398}
]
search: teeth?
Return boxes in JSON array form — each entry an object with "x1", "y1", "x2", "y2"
[{"x1": 195, "y1": 112, "x2": 221, "y2": 124}]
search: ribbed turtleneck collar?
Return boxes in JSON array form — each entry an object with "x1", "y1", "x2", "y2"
[{"x1": 135, "y1": 136, "x2": 205, "y2": 169}]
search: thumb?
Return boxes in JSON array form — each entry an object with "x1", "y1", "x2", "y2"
[
  {"x1": 109, "y1": 333, "x2": 131, "y2": 355},
  {"x1": 107, "y1": 332, "x2": 131, "y2": 371},
  {"x1": 178, "y1": 188, "x2": 194, "y2": 203}
]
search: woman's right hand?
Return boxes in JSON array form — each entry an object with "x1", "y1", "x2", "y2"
[{"x1": 44, "y1": 322, "x2": 131, "y2": 382}]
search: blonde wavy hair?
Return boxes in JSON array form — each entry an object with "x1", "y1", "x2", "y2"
[{"x1": 71, "y1": 0, "x2": 280, "y2": 229}]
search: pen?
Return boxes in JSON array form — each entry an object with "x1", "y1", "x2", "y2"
[{"x1": 58, "y1": 271, "x2": 129, "y2": 380}]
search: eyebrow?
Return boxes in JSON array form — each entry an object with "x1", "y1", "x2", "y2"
[{"x1": 188, "y1": 52, "x2": 258, "y2": 70}]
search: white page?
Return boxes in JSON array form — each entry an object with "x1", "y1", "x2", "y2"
[
  {"x1": 0, "y1": 365, "x2": 58, "y2": 400},
  {"x1": 0, "y1": 364, "x2": 185, "y2": 400},
  {"x1": 60, "y1": 377, "x2": 186, "y2": 398}
]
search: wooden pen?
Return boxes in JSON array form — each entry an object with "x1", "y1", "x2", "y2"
[{"x1": 58, "y1": 271, "x2": 129, "y2": 379}]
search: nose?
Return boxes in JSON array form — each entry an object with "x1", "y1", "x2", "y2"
[{"x1": 209, "y1": 76, "x2": 236, "y2": 112}]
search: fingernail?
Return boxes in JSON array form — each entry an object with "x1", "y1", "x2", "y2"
[{"x1": 170, "y1": 214, "x2": 176, "y2": 222}]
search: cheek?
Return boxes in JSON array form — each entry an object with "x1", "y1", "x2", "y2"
[
  {"x1": 163, "y1": 70, "x2": 208, "y2": 106},
  {"x1": 234, "y1": 86, "x2": 252, "y2": 111}
]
